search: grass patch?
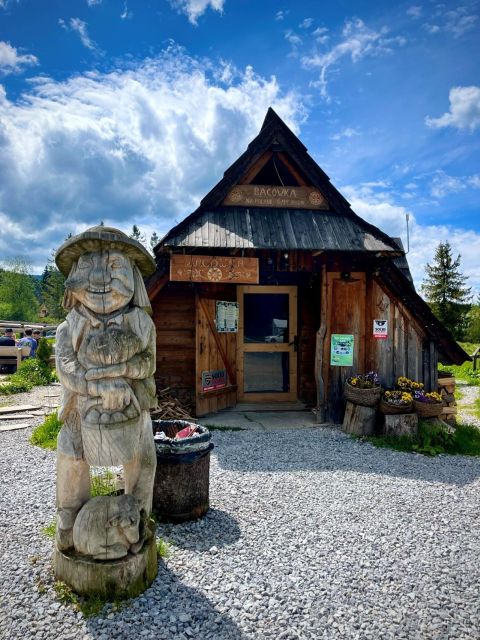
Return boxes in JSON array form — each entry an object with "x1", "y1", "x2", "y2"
[
  {"x1": 0, "y1": 358, "x2": 55, "y2": 395},
  {"x1": 454, "y1": 387, "x2": 464, "y2": 401},
  {"x1": 41, "y1": 520, "x2": 56, "y2": 539},
  {"x1": 156, "y1": 537, "x2": 171, "y2": 559},
  {"x1": 203, "y1": 424, "x2": 245, "y2": 431},
  {"x1": 439, "y1": 341, "x2": 480, "y2": 385},
  {"x1": 30, "y1": 411, "x2": 62, "y2": 450},
  {"x1": 90, "y1": 468, "x2": 118, "y2": 497},
  {"x1": 361, "y1": 419, "x2": 480, "y2": 457},
  {"x1": 54, "y1": 581, "x2": 118, "y2": 617}
]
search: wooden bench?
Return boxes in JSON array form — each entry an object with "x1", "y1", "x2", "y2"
[{"x1": 0, "y1": 346, "x2": 32, "y2": 371}]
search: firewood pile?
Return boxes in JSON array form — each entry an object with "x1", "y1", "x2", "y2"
[
  {"x1": 150, "y1": 388, "x2": 194, "y2": 421},
  {"x1": 438, "y1": 372, "x2": 457, "y2": 425}
]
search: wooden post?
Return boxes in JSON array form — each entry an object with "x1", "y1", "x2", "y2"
[
  {"x1": 315, "y1": 265, "x2": 327, "y2": 423},
  {"x1": 383, "y1": 413, "x2": 418, "y2": 438},
  {"x1": 342, "y1": 401, "x2": 376, "y2": 436}
]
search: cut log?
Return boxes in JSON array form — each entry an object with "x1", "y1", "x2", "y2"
[
  {"x1": 383, "y1": 413, "x2": 418, "y2": 438},
  {"x1": 342, "y1": 401, "x2": 376, "y2": 436}
]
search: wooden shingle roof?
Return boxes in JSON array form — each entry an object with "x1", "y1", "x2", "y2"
[{"x1": 157, "y1": 108, "x2": 402, "y2": 255}]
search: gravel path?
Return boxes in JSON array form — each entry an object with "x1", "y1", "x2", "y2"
[
  {"x1": 457, "y1": 383, "x2": 480, "y2": 427},
  {"x1": 1, "y1": 389, "x2": 480, "y2": 639}
]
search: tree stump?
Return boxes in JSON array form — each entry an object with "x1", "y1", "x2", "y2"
[
  {"x1": 383, "y1": 413, "x2": 418, "y2": 438},
  {"x1": 342, "y1": 401, "x2": 376, "y2": 436}
]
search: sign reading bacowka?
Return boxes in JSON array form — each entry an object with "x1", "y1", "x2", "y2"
[{"x1": 223, "y1": 185, "x2": 328, "y2": 209}]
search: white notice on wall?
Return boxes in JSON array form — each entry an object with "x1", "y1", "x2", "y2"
[
  {"x1": 216, "y1": 301, "x2": 239, "y2": 333},
  {"x1": 373, "y1": 319, "x2": 388, "y2": 340}
]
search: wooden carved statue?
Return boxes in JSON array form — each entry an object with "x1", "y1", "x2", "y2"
[{"x1": 54, "y1": 226, "x2": 157, "y2": 557}]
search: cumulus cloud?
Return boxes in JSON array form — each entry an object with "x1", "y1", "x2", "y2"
[
  {"x1": 0, "y1": 41, "x2": 38, "y2": 75},
  {"x1": 59, "y1": 17, "x2": 99, "y2": 52},
  {"x1": 169, "y1": 0, "x2": 224, "y2": 24},
  {"x1": 426, "y1": 86, "x2": 480, "y2": 131},
  {"x1": 341, "y1": 184, "x2": 480, "y2": 291},
  {"x1": 0, "y1": 47, "x2": 304, "y2": 270},
  {"x1": 302, "y1": 18, "x2": 406, "y2": 101}
]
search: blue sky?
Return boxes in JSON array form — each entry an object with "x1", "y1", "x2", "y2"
[{"x1": 0, "y1": 0, "x2": 479, "y2": 290}]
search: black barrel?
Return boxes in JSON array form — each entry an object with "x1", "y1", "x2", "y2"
[{"x1": 152, "y1": 420, "x2": 213, "y2": 523}]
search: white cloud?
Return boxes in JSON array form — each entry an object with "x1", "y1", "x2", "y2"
[
  {"x1": 120, "y1": 1, "x2": 132, "y2": 20},
  {"x1": 423, "y1": 4, "x2": 478, "y2": 37},
  {"x1": 169, "y1": 0, "x2": 224, "y2": 24},
  {"x1": 0, "y1": 41, "x2": 38, "y2": 75},
  {"x1": 0, "y1": 47, "x2": 304, "y2": 271},
  {"x1": 342, "y1": 184, "x2": 480, "y2": 292},
  {"x1": 430, "y1": 169, "x2": 480, "y2": 198},
  {"x1": 312, "y1": 26, "x2": 329, "y2": 44},
  {"x1": 426, "y1": 86, "x2": 480, "y2": 131},
  {"x1": 71, "y1": 18, "x2": 98, "y2": 51},
  {"x1": 406, "y1": 5, "x2": 422, "y2": 18},
  {"x1": 86, "y1": 0, "x2": 102, "y2": 6},
  {"x1": 299, "y1": 18, "x2": 313, "y2": 29},
  {"x1": 302, "y1": 19, "x2": 406, "y2": 101},
  {"x1": 275, "y1": 10, "x2": 289, "y2": 21},
  {"x1": 330, "y1": 127, "x2": 360, "y2": 141}
]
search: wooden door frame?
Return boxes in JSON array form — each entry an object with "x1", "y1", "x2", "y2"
[{"x1": 237, "y1": 285, "x2": 298, "y2": 402}]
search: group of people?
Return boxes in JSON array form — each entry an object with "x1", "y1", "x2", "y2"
[{"x1": 0, "y1": 327, "x2": 44, "y2": 372}]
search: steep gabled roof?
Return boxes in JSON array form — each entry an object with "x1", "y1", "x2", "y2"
[{"x1": 157, "y1": 108, "x2": 401, "y2": 255}]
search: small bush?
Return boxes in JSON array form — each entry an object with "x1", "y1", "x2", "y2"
[
  {"x1": 30, "y1": 411, "x2": 62, "y2": 450},
  {"x1": 156, "y1": 537, "x2": 171, "y2": 559},
  {"x1": 0, "y1": 358, "x2": 54, "y2": 395},
  {"x1": 41, "y1": 520, "x2": 56, "y2": 539},
  {"x1": 36, "y1": 338, "x2": 53, "y2": 368}
]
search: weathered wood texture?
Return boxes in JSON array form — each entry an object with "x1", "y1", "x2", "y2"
[
  {"x1": 342, "y1": 401, "x2": 376, "y2": 436},
  {"x1": 324, "y1": 273, "x2": 431, "y2": 422},
  {"x1": 383, "y1": 413, "x2": 418, "y2": 438},
  {"x1": 152, "y1": 284, "x2": 196, "y2": 407}
]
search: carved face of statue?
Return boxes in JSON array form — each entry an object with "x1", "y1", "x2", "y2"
[{"x1": 67, "y1": 250, "x2": 135, "y2": 315}]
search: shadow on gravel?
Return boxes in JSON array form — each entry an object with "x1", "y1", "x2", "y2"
[
  {"x1": 85, "y1": 561, "x2": 244, "y2": 639},
  {"x1": 212, "y1": 428, "x2": 480, "y2": 487},
  {"x1": 156, "y1": 508, "x2": 241, "y2": 552}
]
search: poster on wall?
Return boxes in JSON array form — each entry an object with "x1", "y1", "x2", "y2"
[
  {"x1": 202, "y1": 369, "x2": 227, "y2": 392},
  {"x1": 330, "y1": 334, "x2": 354, "y2": 366},
  {"x1": 373, "y1": 319, "x2": 388, "y2": 340},
  {"x1": 215, "y1": 301, "x2": 239, "y2": 333}
]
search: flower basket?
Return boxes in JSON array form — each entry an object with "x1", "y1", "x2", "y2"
[
  {"x1": 413, "y1": 400, "x2": 443, "y2": 418},
  {"x1": 344, "y1": 381, "x2": 381, "y2": 407},
  {"x1": 379, "y1": 398, "x2": 413, "y2": 415}
]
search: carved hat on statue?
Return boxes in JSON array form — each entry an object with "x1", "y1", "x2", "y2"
[{"x1": 55, "y1": 226, "x2": 156, "y2": 313}]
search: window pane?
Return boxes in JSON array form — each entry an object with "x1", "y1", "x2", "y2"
[
  {"x1": 244, "y1": 352, "x2": 289, "y2": 393},
  {"x1": 244, "y1": 294, "x2": 289, "y2": 344}
]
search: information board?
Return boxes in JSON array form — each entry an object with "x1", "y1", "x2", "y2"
[
  {"x1": 373, "y1": 319, "x2": 388, "y2": 339},
  {"x1": 216, "y1": 301, "x2": 239, "y2": 333},
  {"x1": 330, "y1": 334, "x2": 354, "y2": 367}
]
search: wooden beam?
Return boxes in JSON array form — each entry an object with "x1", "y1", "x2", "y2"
[
  {"x1": 238, "y1": 151, "x2": 273, "y2": 185},
  {"x1": 315, "y1": 264, "x2": 327, "y2": 423},
  {"x1": 147, "y1": 273, "x2": 168, "y2": 302},
  {"x1": 276, "y1": 152, "x2": 308, "y2": 186}
]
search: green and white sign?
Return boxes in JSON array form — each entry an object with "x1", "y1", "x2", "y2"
[{"x1": 330, "y1": 334, "x2": 354, "y2": 366}]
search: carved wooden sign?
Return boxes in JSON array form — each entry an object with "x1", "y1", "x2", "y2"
[
  {"x1": 223, "y1": 185, "x2": 328, "y2": 209},
  {"x1": 170, "y1": 254, "x2": 259, "y2": 284}
]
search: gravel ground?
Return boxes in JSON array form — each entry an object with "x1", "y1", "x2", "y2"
[
  {"x1": 457, "y1": 383, "x2": 480, "y2": 427},
  {"x1": 1, "y1": 388, "x2": 480, "y2": 640}
]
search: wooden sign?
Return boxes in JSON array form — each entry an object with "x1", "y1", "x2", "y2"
[
  {"x1": 170, "y1": 254, "x2": 259, "y2": 284},
  {"x1": 223, "y1": 184, "x2": 328, "y2": 209}
]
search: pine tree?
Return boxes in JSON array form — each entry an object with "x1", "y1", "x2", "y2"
[
  {"x1": 421, "y1": 241, "x2": 472, "y2": 339},
  {"x1": 0, "y1": 258, "x2": 38, "y2": 321},
  {"x1": 150, "y1": 231, "x2": 159, "y2": 252},
  {"x1": 130, "y1": 225, "x2": 146, "y2": 246},
  {"x1": 40, "y1": 254, "x2": 66, "y2": 322}
]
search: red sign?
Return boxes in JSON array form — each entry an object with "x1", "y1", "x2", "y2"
[{"x1": 373, "y1": 319, "x2": 388, "y2": 340}]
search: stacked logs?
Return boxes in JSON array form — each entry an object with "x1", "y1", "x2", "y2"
[
  {"x1": 438, "y1": 372, "x2": 457, "y2": 425},
  {"x1": 150, "y1": 388, "x2": 194, "y2": 421}
]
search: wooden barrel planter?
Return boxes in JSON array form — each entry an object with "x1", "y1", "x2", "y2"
[
  {"x1": 344, "y1": 382, "x2": 381, "y2": 407},
  {"x1": 413, "y1": 400, "x2": 444, "y2": 418},
  {"x1": 152, "y1": 420, "x2": 213, "y2": 523}
]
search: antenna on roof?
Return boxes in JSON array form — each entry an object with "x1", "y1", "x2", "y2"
[{"x1": 405, "y1": 213, "x2": 410, "y2": 254}]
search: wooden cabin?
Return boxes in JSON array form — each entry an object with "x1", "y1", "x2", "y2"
[{"x1": 148, "y1": 108, "x2": 468, "y2": 422}]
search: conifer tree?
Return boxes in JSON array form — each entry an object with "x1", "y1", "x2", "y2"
[{"x1": 421, "y1": 241, "x2": 472, "y2": 339}]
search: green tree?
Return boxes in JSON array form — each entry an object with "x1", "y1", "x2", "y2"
[
  {"x1": 421, "y1": 241, "x2": 472, "y2": 339},
  {"x1": 150, "y1": 231, "x2": 159, "y2": 252},
  {"x1": 466, "y1": 296, "x2": 480, "y2": 342},
  {"x1": 130, "y1": 225, "x2": 146, "y2": 245},
  {"x1": 0, "y1": 257, "x2": 39, "y2": 321},
  {"x1": 40, "y1": 253, "x2": 66, "y2": 322}
]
